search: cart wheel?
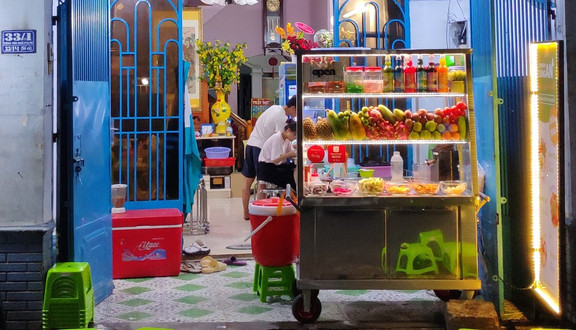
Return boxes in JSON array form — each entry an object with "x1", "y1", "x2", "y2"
[
  {"x1": 433, "y1": 290, "x2": 462, "y2": 302},
  {"x1": 292, "y1": 294, "x2": 322, "y2": 324}
]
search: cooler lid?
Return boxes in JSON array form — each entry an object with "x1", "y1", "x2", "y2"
[
  {"x1": 112, "y1": 208, "x2": 183, "y2": 227},
  {"x1": 249, "y1": 197, "x2": 297, "y2": 216}
]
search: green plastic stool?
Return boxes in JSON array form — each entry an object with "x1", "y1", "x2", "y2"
[
  {"x1": 42, "y1": 262, "x2": 94, "y2": 330},
  {"x1": 253, "y1": 263, "x2": 295, "y2": 303},
  {"x1": 395, "y1": 243, "x2": 439, "y2": 275},
  {"x1": 443, "y1": 242, "x2": 478, "y2": 278},
  {"x1": 418, "y1": 229, "x2": 445, "y2": 262}
]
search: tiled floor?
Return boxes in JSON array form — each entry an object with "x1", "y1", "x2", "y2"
[
  {"x1": 94, "y1": 259, "x2": 445, "y2": 328},
  {"x1": 94, "y1": 196, "x2": 446, "y2": 328}
]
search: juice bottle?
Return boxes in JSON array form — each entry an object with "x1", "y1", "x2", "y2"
[
  {"x1": 438, "y1": 56, "x2": 449, "y2": 92},
  {"x1": 404, "y1": 57, "x2": 416, "y2": 93},
  {"x1": 416, "y1": 55, "x2": 427, "y2": 92},
  {"x1": 426, "y1": 55, "x2": 438, "y2": 92},
  {"x1": 393, "y1": 56, "x2": 404, "y2": 92},
  {"x1": 382, "y1": 55, "x2": 393, "y2": 92}
]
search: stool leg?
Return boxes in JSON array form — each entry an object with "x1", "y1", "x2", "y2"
[
  {"x1": 259, "y1": 266, "x2": 269, "y2": 303},
  {"x1": 253, "y1": 263, "x2": 261, "y2": 294},
  {"x1": 286, "y1": 265, "x2": 296, "y2": 299}
]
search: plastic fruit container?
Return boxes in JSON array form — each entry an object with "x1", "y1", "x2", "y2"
[
  {"x1": 308, "y1": 181, "x2": 329, "y2": 196},
  {"x1": 329, "y1": 179, "x2": 357, "y2": 196},
  {"x1": 358, "y1": 177, "x2": 385, "y2": 195},
  {"x1": 440, "y1": 181, "x2": 467, "y2": 195},
  {"x1": 385, "y1": 182, "x2": 412, "y2": 195},
  {"x1": 410, "y1": 182, "x2": 440, "y2": 195},
  {"x1": 358, "y1": 169, "x2": 374, "y2": 178}
]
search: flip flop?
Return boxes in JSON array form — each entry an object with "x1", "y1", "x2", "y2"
[
  {"x1": 180, "y1": 261, "x2": 202, "y2": 273},
  {"x1": 200, "y1": 256, "x2": 227, "y2": 274},
  {"x1": 222, "y1": 256, "x2": 247, "y2": 266}
]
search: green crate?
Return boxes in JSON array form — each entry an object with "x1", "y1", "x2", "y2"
[{"x1": 42, "y1": 262, "x2": 94, "y2": 330}]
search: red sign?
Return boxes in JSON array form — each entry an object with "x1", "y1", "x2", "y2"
[
  {"x1": 306, "y1": 145, "x2": 325, "y2": 163},
  {"x1": 327, "y1": 145, "x2": 346, "y2": 163}
]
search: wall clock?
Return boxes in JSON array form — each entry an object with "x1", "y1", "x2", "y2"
[{"x1": 263, "y1": 0, "x2": 282, "y2": 53}]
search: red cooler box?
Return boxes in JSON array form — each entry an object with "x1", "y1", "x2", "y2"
[{"x1": 112, "y1": 208, "x2": 183, "y2": 279}]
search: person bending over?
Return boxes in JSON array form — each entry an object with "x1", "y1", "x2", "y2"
[{"x1": 241, "y1": 96, "x2": 297, "y2": 220}]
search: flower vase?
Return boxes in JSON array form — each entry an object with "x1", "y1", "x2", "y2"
[{"x1": 211, "y1": 89, "x2": 231, "y2": 135}]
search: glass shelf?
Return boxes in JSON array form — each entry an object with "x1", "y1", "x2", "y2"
[
  {"x1": 302, "y1": 92, "x2": 465, "y2": 99},
  {"x1": 302, "y1": 139, "x2": 468, "y2": 146}
]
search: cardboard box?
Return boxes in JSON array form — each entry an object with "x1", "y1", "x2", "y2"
[
  {"x1": 112, "y1": 208, "x2": 183, "y2": 279},
  {"x1": 230, "y1": 172, "x2": 244, "y2": 198}
]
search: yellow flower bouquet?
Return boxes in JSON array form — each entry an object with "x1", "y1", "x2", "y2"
[
  {"x1": 275, "y1": 22, "x2": 318, "y2": 55},
  {"x1": 196, "y1": 40, "x2": 247, "y2": 93}
]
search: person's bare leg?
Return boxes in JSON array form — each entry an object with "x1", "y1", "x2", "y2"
[{"x1": 242, "y1": 176, "x2": 255, "y2": 220}]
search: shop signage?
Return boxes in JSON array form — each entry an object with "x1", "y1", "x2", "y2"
[
  {"x1": 1, "y1": 30, "x2": 36, "y2": 54},
  {"x1": 251, "y1": 98, "x2": 271, "y2": 125},
  {"x1": 327, "y1": 145, "x2": 346, "y2": 163},
  {"x1": 306, "y1": 145, "x2": 324, "y2": 163},
  {"x1": 529, "y1": 40, "x2": 563, "y2": 313}
]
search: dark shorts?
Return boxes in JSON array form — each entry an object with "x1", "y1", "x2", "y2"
[{"x1": 241, "y1": 145, "x2": 261, "y2": 178}]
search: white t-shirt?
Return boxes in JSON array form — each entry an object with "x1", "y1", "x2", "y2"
[
  {"x1": 247, "y1": 105, "x2": 287, "y2": 148},
  {"x1": 258, "y1": 131, "x2": 292, "y2": 165}
]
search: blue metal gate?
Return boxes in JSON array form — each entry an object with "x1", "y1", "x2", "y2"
[
  {"x1": 110, "y1": 0, "x2": 183, "y2": 210},
  {"x1": 493, "y1": 0, "x2": 550, "y2": 309},
  {"x1": 332, "y1": 0, "x2": 410, "y2": 165}
]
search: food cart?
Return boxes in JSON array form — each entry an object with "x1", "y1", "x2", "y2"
[{"x1": 292, "y1": 48, "x2": 484, "y2": 323}]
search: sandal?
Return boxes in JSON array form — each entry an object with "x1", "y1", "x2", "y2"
[
  {"x1": 180, "y1": 261, "x2": 202, "y2": 273},
  {"x1": 222, "y1": 256, "x2": 247, "y2": 266},
  {"x1": 183, "y1": 240, "x2": 210, "y2": 256},
  {"x1": 200, "y1": 256, "x2": 227, "y2": 274},
  {"x1": 194, "y1": 240, "x2": 211, "y2": 254}
]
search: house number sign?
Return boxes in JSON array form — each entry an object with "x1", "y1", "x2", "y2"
[{"x1": 2, "y1": 30, "x2": 36, "y2": 54}]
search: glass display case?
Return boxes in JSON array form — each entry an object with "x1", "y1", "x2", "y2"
[{"x1": 292, "y1": 49, "x2": 482, "y2": 323}]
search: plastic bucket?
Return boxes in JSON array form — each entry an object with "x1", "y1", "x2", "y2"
[
  {"x1": 204, "y1": 147, "x2": 231, "y2": 159},
  {"x1": 249, "y1": 197, "x2": 299, "y2": 266}
]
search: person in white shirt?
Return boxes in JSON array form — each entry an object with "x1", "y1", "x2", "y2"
[
  {"x1": 257, "y1": 119, "x2": 297, "y2": 191},
  {"x1": 242, "y1": 96, "x2": 297, "y2": 220}
]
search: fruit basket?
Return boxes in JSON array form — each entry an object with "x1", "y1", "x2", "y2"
[
  {"x1": 358, "y1": 177, "x2": 385, "y2": 195},
  {"x1": 440, "y1": 181, "x2": 467, "y2": 195},
  {"x1": 410, "y1": 182, "x2": 440, "y2": 195}
]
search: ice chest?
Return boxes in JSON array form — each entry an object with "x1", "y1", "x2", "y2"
[{"x1": 112, "y1": 208, "x2": 183, "y2": 279}]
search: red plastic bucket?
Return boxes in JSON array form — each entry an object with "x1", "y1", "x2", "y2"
[{"x1": 249, "y1": 197, "x2": 299, "y2": 266}]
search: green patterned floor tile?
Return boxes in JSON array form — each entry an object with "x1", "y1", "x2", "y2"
[
  {"x1": 175, "y1": 283, "x2": 206, "y2": 292},
  {"x1": 335, "y1": 290, "x2": 369, "y2": 297},
  {"x1": 121, "y1": 286, "x2": 152, "y2": 295},
  {"x1": 221, "y1": 271, "x2": 250, "y2": 279},
  {"x1": 229, "y1": 293, "x2": 259, "y2": 302},
  {"x1": 226, "y1": 281, "x2": 253, "y2": 289},
  {"x1": 175, "y1": 273, "x2": 202, "y2": 281},
  {"x1": 124, "y1": 277, "x2": 154, "y2": 283},
  {"x1": 117, "y1": 311, "x2": 152, "y2": 321},
  {"x1": 175, "y1": 295, "x2": 208, "y2": 305},
  {"x1": 236, "y1": 305, "x2": 273, "y2": 315},
  {"x1": 118, "y1": 297, "x2": 154, "y2": 307},
  {"x1": 178, "y1": 307, "x2": 213, "y2": 318}
]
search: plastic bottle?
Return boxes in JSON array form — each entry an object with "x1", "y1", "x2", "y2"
[
  {"x1": 382, "y1": 55, "x2": 393, "y2": 92},
  {"x1": 404, "y1": 58, "x2": 416, "y2": 93},
  {"x1": 416, "y1": 55, "x2": 427, "y2": 92},
  {"x1": 390, "y1": 151, "x2": 404, "y2": 182},
  {"x1": 438, "y1": 56, "x2": 449, "y2": 92},
  {"x1": 426, "y1": 55, "x2": 438, "y2": 92}
]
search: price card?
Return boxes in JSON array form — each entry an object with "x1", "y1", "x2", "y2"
[
  {"x1": 306, "y1": 145, "x2": 325, "y2": 163},
  {"x1": 1, "y1": 30, "x2": 36, "y2": 54},
  {"x1": 327, "y1": 145, "x2": 346, "y2": 163}
]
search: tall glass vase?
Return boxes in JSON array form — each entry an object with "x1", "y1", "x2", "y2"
[{"x1": 211, "y1": 84, "x2": 231, "y2": 135}]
